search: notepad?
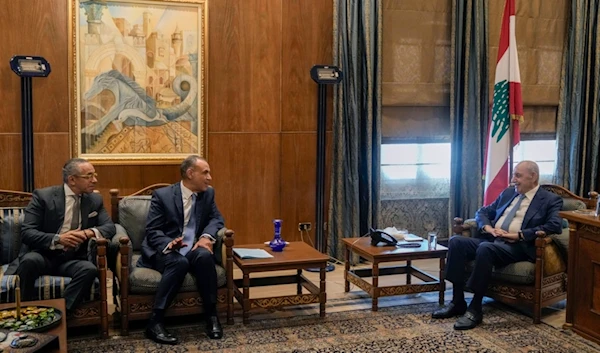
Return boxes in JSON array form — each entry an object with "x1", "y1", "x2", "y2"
[
  {"x1": 233, "y1": 248, "x2": 274, "y2": 259},
  {"x1": 403, "y1": 234, "x2": 424, "y2": 242}
]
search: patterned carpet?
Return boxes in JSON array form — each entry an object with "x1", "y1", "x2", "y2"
[{"x1": 67, "y1": 300, "x2": 600, "y2": 353}]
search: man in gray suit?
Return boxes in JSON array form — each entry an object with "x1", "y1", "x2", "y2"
[{"x1": 5, "y1": 158, "x2": 115, "y2": 312}]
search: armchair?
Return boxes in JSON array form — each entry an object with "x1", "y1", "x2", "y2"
[
  {"x1": 0, "y1": 189, "x2": 110, "y2": 337},
  {"x1": 452, "y1": 184, "x2": 598, "y2": 323},
  {"x1": 109, "y1": 184, "x2": 234, "y2": 336}
]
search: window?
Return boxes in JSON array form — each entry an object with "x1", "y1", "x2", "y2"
[
  {"x1": 381, "y1": 143, "x2": 451, "y2": 199},
  {"x1": 512, "y1": 140, "x2": 556, "y2": 184}
]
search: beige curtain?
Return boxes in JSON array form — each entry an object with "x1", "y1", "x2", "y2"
[
  {"x1": 489, "y1": 0, "x2": 569, "y2": 135},
  {"x1": 382, "y1": 0, "x2": 452, "y2": 140}
]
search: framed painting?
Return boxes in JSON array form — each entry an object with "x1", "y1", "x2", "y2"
[{"x1": 69, "y1": 0, "x2": 207, "y2": 164}]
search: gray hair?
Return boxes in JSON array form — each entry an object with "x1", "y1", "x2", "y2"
[
  {"x1": 516, "y1": 160, "x2": 540, "y2": 183},
  {"x1": 180, "y1": 155, "x2": 206, "y2": 178},
  {"x1": 62, "y1": 158, "x2": 89, "y2": 183}
]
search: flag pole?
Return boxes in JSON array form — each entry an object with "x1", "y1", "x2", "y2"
[{"x1": 509, "y1": 116, "x2": 514, "y2": 178}]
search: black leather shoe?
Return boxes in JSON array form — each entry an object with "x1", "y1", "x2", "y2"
[
  {"x1": 432, "y1": 302, "x2": 467, "y2": 319},
  {"x1": 145, "y1": 322, "x2": 178, "y2": 345},
  {"x1": 205, "y1": 316, "x2": 223, "y2": 339},
  {"x1": 453, "y1": 310, "x2": 483, "y2": 330}
]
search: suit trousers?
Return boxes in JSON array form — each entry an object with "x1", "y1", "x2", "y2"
[
  {"x1": 151, "y1": 248, "x2": 218, "y2": 316},
  {"x1": 444, "y1": 235, "x2": 531, "y2": 295},
  {"x1": 15, "y1": 250, "x2": 98, "y2": 311}
]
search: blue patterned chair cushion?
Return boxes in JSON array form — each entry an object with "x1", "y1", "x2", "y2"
[{"x1": 0, "y1": 208, "x2": 25, "y2": 265}]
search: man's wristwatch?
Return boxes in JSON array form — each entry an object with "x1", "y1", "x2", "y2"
[
  {"x1": 518, "y1": 230, "x2": 524, "y2": 241},
  {"x1": 200, "y1": 234, "x2": 217, "y2": 244}
]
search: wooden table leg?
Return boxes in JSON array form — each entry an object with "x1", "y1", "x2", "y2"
[
  {"x1": 372, "y1": 261, "x2": 379, "y2": 311},
  {"x1": 243, "y1": 272, "x2": 250, "y2": 324},
  {"x1": 439, "y1": 255, "x2": 446, "y2": 305},
  {"x1": 344, "y1": 245, "x2": 350, "y2": 292},
  {"x1": 406, "y1": 260, "x2": 412, "y2": 285},
  {"x1": 297, "y1": 269, "x2": 302, "y2": 295},
  {"x1": 320, "y1": 264, "x2": 326, "y2": 317}
]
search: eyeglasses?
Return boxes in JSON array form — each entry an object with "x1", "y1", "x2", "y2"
[{"x1": 74, "y1": 173, "x2": 98, "y2": 180}]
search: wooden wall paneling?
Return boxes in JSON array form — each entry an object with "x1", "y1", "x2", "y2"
[
  {"x1": 281, "y1": 0, "x2": 334, "y2": 132},
  {"x1": 0, "y1": 0, "x2": 69, "y2": 134},
  {"x1": 208, "y1": 0, "x2": 282, "y2": 132},
  {"x1": 279, "y1": 131, "x2": 333, "y2": 248},
  {"x1": 280, "y1": 133, "x2": 317, "y2": 243},
  {"x1": 33, "y1": 133, "x2": 70, "y2": 188},
  {"x1": 208, "y1": 133, "x2": 280, "y2": 245},
  {"x1": 93, "y1": 164, "x2": 181, "y2": 214},
  {"x1": 0, "y1": 135, "x2": 23, "y2": 190}
]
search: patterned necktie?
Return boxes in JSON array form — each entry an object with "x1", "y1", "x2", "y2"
[
  {"x1": 70, "y1": 195, "x2": 80, "y2": 230},
  {"x1": 180, "y1": 194, "x2": 197, "y2": 256},
  {"x1": 500, "y1": 194, "x2": 526, "y2": 231}
]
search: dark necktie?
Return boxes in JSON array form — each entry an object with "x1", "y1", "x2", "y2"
[
  {"x1": 180, "y1": 194, "x2": 197, "y2": 256},
  {"x1": 70, "y1": 195, "x2": 80, "y2": 230},
  {"x1": 500, "y1": 194, "x2": 526, "y2": 231}
]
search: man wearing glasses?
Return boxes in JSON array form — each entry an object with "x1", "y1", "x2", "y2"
[{"x1": 4, "y1": 158, "x2": 115, "y2": 313}]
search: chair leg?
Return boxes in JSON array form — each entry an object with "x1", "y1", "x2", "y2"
[
  {"x1": 121, "y1": 304, "x2": 129, "y2": 336},
  {"x1": 533, "y1": 306, "x2": 541, "y2": 324}
]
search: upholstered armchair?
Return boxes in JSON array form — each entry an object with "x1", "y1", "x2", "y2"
[
  {"x1": 452, "y1": 184, "x2": 598, "y2": 323},
  {"x1": 109, "y1": 184, "x2": 234, "y2": 336},
  {"x1": 0, "y1": 189, "x2": 110, "y2": 337}
]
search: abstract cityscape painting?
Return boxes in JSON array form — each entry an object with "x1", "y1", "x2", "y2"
[{"x1": 71, "y1": 0, "x2": 206, "y2": 164}]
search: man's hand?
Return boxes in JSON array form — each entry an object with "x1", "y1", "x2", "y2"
[
  {"x1": 500, "y1": 232, "x2": 519, "y2": 243},
  {"x1": 59, "y1": 230, "x2": 87, "y2": 248},
  {"x1": 484, "y1": 225, "x2": 507, "y2": 237},
  {"x1": 168, "y1": 236, "x2": 188, "y2": 251},
  {"x1": 83, "y1": 229, "x2": 95, "y2": 239},
  {"x1": 192, "y1": 237, "x2": 213, "y2": 254}
]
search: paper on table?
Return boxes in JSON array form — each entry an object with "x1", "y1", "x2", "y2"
[
  {"x1": 233, "y1": 248, "x2": 274, "y2": 259},
  {"x1": 382, "y1": 227, "x2": 424, "y2": 241}
]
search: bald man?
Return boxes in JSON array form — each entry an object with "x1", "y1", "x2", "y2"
[{"x1": 432, "y1": 161, "x2": 563, "y2": 330}]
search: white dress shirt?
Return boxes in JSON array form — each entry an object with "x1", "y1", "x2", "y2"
[{"x1": 495, "y1": 185, "x2": 540, "y2": 234}]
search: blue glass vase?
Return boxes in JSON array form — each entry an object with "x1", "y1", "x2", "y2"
[{"x1": 269, "y1": 219, "x2": 286, "y2": 252}]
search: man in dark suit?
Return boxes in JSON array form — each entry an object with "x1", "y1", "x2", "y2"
[
  {"x1": 5, "y1": 158, "x2": 116, "y2": 313},
  {"x1": 432, "y1": 160, "x2": 563, "y2": 330},
  {"x1": 138, "y1": 155, "x2": 224, "y2": 345}
]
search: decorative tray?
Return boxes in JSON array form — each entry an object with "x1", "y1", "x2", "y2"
[{"x1": 0, "y1": 306, "x2": 62, "y2": 333}]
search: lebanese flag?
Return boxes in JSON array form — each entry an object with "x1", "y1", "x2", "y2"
[{"x1": 483, "y1": 0, "x2": 523, "y2": 205}]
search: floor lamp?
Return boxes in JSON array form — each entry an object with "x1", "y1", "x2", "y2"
[
  {"x1": 10, "y1": 55, "x2": 51, "y2": 192},
  {"x1": 307, "y1": 65, "x2": 342, "y2": 273}
]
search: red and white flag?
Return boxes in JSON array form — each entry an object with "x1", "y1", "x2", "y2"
[{"x1": 483, "y1": 0, "x2": 523, "y2": 205}]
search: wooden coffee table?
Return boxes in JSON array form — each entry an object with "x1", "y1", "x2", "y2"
[
  {"x1": 0, "y1": 298, "x2": 66, "y2": 353},
  {"x1": 343, "y1": 237, "x2": 448, "y2": 311},
  {"x1": 233, "y1": 241, "x2": 329, "y2": 324}
]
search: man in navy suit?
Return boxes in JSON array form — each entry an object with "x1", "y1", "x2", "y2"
[
  {"x1": 138, "y1": 155, "x2": 224, "y2": 345},
  {"x1": 432, "y1": 160, "x2": 563, "y2": 330},
  {"x1": 6, "y1": 158, "x2": 116, "y2": 312}
]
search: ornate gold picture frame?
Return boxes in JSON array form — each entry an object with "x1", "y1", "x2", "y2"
[{"x1": 69, "y1": 0, "x2": 207, "y2": 164}]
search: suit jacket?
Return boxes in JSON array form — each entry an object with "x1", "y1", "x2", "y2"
[
  {"x1": 475, "y1": 186, "x2": 563, "y2": 259},
  {"x1": 4, "y1": 185, "x2": 116, "y2": 275},
  {"x1": 137, "y1": 183, "x2": 224, "y2": 268}
]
